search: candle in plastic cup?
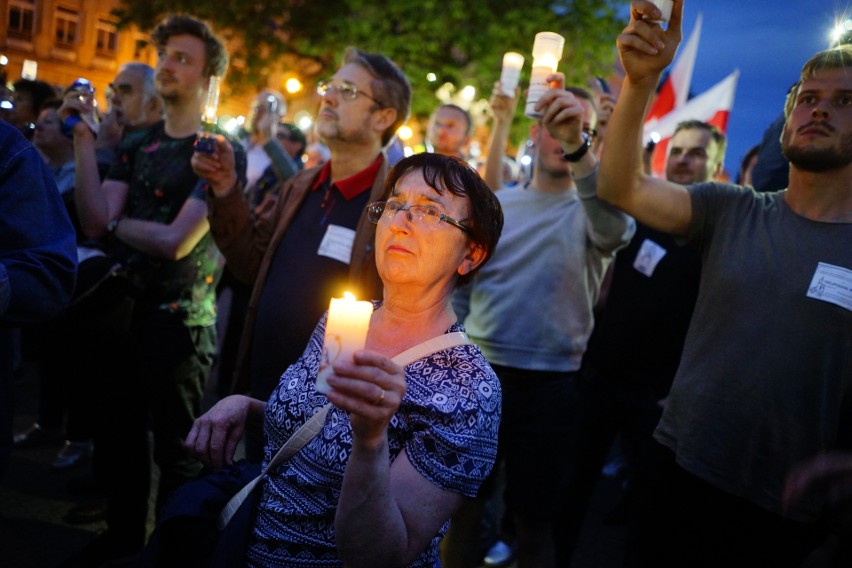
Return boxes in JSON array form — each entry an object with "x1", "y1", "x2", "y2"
[
  {"x1": 315, "y1": 292, "x2": 373, "y2": 394},
  {"x1": 524, "y1": 32, "x2": 565, "y2": 118},
  {"x1": 647, "y1": 0, "x2": 673, "y2": 24},
  {"x1": 500, "y1": 52, "x2": 525, "y2": 97},
  {"x1": 196, "y1": 76, "x2": 222, "y2": 154}
]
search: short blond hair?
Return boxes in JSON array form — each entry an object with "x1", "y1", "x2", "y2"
[{"x1": 784, "y1": 44, "x2": 852, "y2": 118}]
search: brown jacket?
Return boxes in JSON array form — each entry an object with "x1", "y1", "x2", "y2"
[{"x1": 207, "y1": 152, "x2": 390, "y2": 393}]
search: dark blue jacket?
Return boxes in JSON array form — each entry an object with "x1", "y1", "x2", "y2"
[{"x1": 0, "y1": 119, "x2": 77, "y2": 475}]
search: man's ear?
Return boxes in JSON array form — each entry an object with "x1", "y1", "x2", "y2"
[{"x1": 372, "y1": 107, "x2": 398, "y2": 136}]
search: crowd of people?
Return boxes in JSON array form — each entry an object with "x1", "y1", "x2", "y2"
[{"x1": 2, "y1": 0, "x2": 851, "y2": 566}]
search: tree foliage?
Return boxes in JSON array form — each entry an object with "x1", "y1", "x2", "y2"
[{"x1": 114, "y1": 0, "x2": 627, "y2": 137}]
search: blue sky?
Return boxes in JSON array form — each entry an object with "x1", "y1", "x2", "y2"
[{"x1": 672, "y1": 0, "x2": 850, "y2": 176}]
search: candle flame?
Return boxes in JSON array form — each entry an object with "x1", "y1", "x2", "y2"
[{"x1": 343, "y1": 291, "x2": 356, "y2": 301}]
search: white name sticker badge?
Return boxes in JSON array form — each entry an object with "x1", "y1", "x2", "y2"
[
  {"x1": 633, "y1": 238, "x2": 667, "y2": 277},
  {"x1": 806, "y1": 262, "x2": 852, "y2": 312},
  {"x1": 317, "y1": 224, "x2": 356, "y2": 265}
]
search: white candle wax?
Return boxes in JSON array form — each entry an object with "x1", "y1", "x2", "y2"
[
  {"x1": 315, "y1": 292, "x2": 373, "y2": 394},
  {"x1": 524, "y1": 32, "x2": 565, "y2": 118},
  {"x1": 500, "y1": 52, "x2": 525, "y2": 97},
  {"x1": 648, "y1": 0, "x2": 673, "y2": 24}
]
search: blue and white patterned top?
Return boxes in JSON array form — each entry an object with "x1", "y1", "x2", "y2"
[{"x1": 247, "y1": 308, "x2": 502, "y2": 567}]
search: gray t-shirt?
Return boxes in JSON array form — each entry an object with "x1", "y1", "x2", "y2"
[
  {"x1": 655, "y1": 183, "x2": 852, "y2": 521},
  {"x1": 453, "y1": 173, "x2": 634, "y2": 372}
]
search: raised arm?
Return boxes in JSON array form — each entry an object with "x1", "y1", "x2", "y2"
[
  {"x1": 537, "y1": 74, "x2": 635, "y2": 252},
  {"x1": 483, "y1": 83, "x2": 519, "y2": 191},
  {"x1": 62, "y1": 93, "x2": 129, "y2": 239},
  {"x1": 598, "y1": 0, "x2": 693, "y2": 236}
]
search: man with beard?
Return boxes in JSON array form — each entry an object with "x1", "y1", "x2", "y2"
[
  {"x1": 63, "y1": 15, "x2": 245, "y2": 564},
  {"x1": 597, "y1": 1, "x2": 852, "y2": 566},
  {"x1": 193, "y1": 47, "x2": 410, "y2": 460}
]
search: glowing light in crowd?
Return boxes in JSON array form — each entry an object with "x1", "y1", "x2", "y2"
[
  {"x1": 285, "y1": 78, "x2": 302, "y2": 93},
  {"x1": 397, "y1": 125, "x2": 413, "y2": 141},
  {"x1": 426, "y1": 73, "x2": 437, "y2": 82},
  {"x1": 0, "y1": 55, "x2": 8, "y2": 66},
  {"x1": 460, "y1": 85, "x2": 476, "y2": 102},
  {"x1": 223, "y1": 117, "x2": 241, "y2": 134},
  {"x1": 295, "y1": 110, "x2": 313, "y2": 131}
]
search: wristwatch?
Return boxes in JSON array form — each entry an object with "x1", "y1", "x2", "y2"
[{"x1": 562, "y1": 131, "x2": 592, "y2": 162}]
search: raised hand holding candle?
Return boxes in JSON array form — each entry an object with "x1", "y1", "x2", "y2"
[
  {"x1": 524, "y1": 32, "x2": 565, "y2": 118},
  {"x1": 500, "y1": 52, "x2": 525, "y2": 97},
  {"x1": 315, "y1": 292, "x2": 373, "y2": 394}
]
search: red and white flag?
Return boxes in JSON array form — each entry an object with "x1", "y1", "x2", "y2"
[
  {"x1": 645, "y1": 69, "x2": 740, "y2": 178},
  {"x1": 644, "y1": 13, "x2": 703, "y2": 129}
]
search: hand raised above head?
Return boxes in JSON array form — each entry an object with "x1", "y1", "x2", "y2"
[
  {"x1": 489, "y1": 81, "x2": 520, "y2": 125},
  {"x1": 535, "y1": 73, "x2": 585, "y2": 149},
  {"x1": 617, "y1": 0, "x2": 684, "y2": 86}
]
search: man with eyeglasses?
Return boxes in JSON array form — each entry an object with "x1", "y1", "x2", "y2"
[
  {"x1": 193, "y1": 47, "x2": 411, "y2": 461},
  {"x1": 447, "y1": 78, "x2": 634, "y2": 568}
]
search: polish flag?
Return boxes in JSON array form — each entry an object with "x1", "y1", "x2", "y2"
[
  {"x1": 645, "y1": 69, "x2": 740, "y2": 178},
  {"x1": 644, "y1": 13, "x2": 703, "y2": 128}
]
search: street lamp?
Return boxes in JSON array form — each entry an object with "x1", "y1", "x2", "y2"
[{"x1": 831, "y1": 17, "x2": 852, "y2": 45}]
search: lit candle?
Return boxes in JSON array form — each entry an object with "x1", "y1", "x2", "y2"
[
  {"x1": 202, "y1": 75, "x2": 221, "y2": 124},
  {"x1": 315, "y1": 291, "x2": 373, "y2": 394},
  {"x1": 196, "y1": 76, "x2": 221, "y2": 154},
  {"x1": 500, "y1": 52, "x2": 525, "y2": 97},
  {"x1": 524, "y1": 32, "x2": 565, "y2": 119}
]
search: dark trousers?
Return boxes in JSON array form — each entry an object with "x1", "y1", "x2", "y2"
[
  {"x1": 33, "y1": 308, "x2": 103, "y2": 440},
  {"x1": 556, "y1": 365, "x2": 666, "y2": 565},
  {"x1": 100, "y1": 308, "x2": 215, "y2": 549},
  {"x1": 628, "y1": 443, "x2": 836, "y2": 568}
]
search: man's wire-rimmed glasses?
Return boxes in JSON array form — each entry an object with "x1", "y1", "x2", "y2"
[
  {"x1": 366, "y1": 201, "x2": 470, "y2": 234},
  {"x1": 317, "y1": 80, "x2": 384, "y2": 106}
]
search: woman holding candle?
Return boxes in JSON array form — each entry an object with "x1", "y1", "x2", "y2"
[{"x1": 183, "y1": 152, "x2": 504, "y2": 567}]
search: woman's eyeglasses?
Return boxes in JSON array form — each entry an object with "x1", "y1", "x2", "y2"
[{"x1": 367, "y1": 201, "x2": 470, "y2": 234}]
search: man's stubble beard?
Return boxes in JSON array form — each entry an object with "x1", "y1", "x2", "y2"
[{"x1": 782, "y1": 129, "x2": 852, "y2": 173}]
